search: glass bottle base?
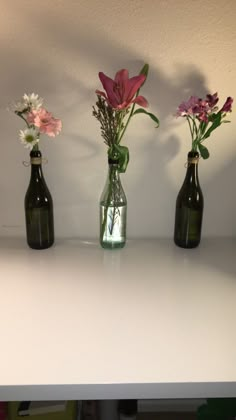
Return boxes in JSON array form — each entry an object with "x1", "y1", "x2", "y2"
[
  {"x1": 27, "y1": 240, "x2": 54, "y2": 250},
  {"x1": 174, "y1": 238, "x2": 200, "y2": 249},
  {"x1": 100, "y1": 240, "x2": 126, "y2": 250}
]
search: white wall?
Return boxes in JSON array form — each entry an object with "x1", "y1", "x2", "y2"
[{"x1": 0, "y1": 0, "x2": 235, "y2": 239}]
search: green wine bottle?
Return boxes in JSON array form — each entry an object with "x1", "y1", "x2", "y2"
[
  {"x1": 174, "y1": 151, "x2": 204, "y2": 248},
  {"x1": 25, "y1": 150, "x2": 54, "y2": 250}
]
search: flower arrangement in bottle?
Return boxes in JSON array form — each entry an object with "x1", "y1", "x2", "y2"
[
  {"x1": 93, "y1": 64, "x2": 159, "y2": 248},
  {"x1": 12, "y1": 93, "x2": 62, "y2": 250},
  {"x1": 176, "y1": 93, "x2": 233, "y2": 158},
  {"x1": 174, "y1": 92, "x2": 233, "y2": 249},
  {"x1": 12, "y1": 93, "x2": 62, "y2": 150}
]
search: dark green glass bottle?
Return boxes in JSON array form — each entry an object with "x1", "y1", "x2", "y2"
[
  {"x1": 25, "y1": 150, "x2": 54, "y2": 250},
  {"x1": 174, "y1": 151, "x2": 204, "y2": 248}
]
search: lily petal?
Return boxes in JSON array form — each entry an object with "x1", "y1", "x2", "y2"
[
  {"x1": 114, "y1": 69, "x2": 129, "y2": 84},
  {"x1": 124, "y1": 74, "x2": 146, "y2": 103},
  {"x1": 114, "y1": 69, "x2": 129, "y2": 103},
  {"x1": 132, "y1": 95, "x2": 148, "y2": 108},
  {"x1": 98, "y1": 72, "x2": 120, "y2": 108}
]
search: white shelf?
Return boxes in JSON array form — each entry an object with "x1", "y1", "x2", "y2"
[{"x1": 0, "y1": 237, "x2": 235, "y2": 400}]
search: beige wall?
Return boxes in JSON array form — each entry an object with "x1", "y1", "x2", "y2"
[{"x1": 1, "y1": 0, "x2": 235, "y2": 238}]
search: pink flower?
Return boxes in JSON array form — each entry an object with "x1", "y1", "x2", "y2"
[
  {"x1": 220, "y1": 96, "x2": 233, "y2": 113},
  {"x1": 206, "y1": 92, "x2": 219, "y2": 108},
  {"x1": 27, "y1": 108, "x2": 62, "y2": 137},
  {"x1": 198, "y1": 112, "x2": 209, "y2": 123},
  {"x1": 176, "y1": 95, "x2": 213, "y2": 122},
  {"x1": 96, "y1": 69, "x2": 148, "y2": 109},
  {"x1": 176, "y1": 96, "x2": 200, "y2": 116}
]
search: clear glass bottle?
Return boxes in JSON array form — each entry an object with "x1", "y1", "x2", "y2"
[
  {"x1": 25, "y1": 150, "x2": 54, "y2": 250},
  {"x1": 100, "y1": 158, "x2": 127, "y2": 249},
  {"x1": 174, "y1": 151, "x2": 204, "y2": 248}
]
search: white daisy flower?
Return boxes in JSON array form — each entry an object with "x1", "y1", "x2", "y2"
[
  {"x1": 12, "y1": 93, "x2": 43, "y2": 114},
  {"x1": 8, "y1": 99, "x2": 27, "y2": 114},
  {"x1": 23, "y1": 93, "x2": 43, "y2": 110},
  {"x1": 19, "y1": 128, "x2": 40, "y2": 150},
  {"x1": 13, "y1": 100, "x2": 28, "y2": 113}
]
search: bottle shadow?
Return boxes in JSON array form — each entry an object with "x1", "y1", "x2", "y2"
[{"x1": 196, "y1": 156, "x2": 236, "y2": 279}]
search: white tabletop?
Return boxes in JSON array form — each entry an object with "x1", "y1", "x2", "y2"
[{"x1": 0, "y1": 237, "x2": 235, "y2": 400}]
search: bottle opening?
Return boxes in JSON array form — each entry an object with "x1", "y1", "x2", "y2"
[
  {"x1": 188, "y1": 151, "x2": 199, "y2": 164},
  {"x1": 188, "y1": 151, "x2": 199, "y2": 158},
  {"x1": 108, "y1": 157, "x2": 119, "y2": 165}
]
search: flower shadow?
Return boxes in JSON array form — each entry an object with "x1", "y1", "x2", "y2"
[{"x1": 0, "y1": 2, "x2": 209, "y2": 239}]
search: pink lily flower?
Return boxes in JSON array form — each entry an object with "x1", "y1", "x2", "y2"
[{"x1": 96, "y1": 69, "x2": 148, "y2": 110}]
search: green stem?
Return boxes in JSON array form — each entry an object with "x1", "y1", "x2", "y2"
[
  {"x1": 16, "y1": 113, "x2": 30, "y2": 128},
  {"x1": 101, "y1": 166, "x2": 120, "y2": 242},
  {"x1": 192, "y1": 117, "x2": 199, "y2": 141},
  {"x1": 101, "y1": 190, "x2": 111, "y2": 241},
  {"x1": 186, "y1": 117, "x2": 194, "y2": 145},
  {"x1": 101, "y1": 167, "x2": 114, "y2": 241},
  {"x1": 109, "y1": 203, "x2": 118, "y2": 235},
  {"x1": 118, "y1": 103, "x2": 135, "y2": 144},
  {"x1": 188, "y1": 116, "x2": 199, "y2": 151},
  {"x1": 116, "y1": 111, "x2": 125, "y2": 144}
]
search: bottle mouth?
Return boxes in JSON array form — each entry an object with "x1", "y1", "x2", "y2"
[
  {"x1": 108, "y1": 157, "x2": 119, "y2": 165},
  {"x1": 188, "y1": 151, "x2": 199, "y2": 158},
  {"x1": 187, "y1": 151, "x2": 199, "y2": 164}
]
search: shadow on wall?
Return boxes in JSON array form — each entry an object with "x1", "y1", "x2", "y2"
[
  {"x1": 203, "y1": 156, "x2": 235, "y2": 237},
  {"x1": 0, "y1": 2, "x2": 210, "y2": 238}
]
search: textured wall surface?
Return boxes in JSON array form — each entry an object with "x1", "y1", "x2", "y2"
[{"x1": 0, "y1": 0, "x2": 235, "y2": 238}]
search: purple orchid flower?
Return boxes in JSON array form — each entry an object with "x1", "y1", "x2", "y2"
[
  {"x1": 206, "y1": 92, "x2": 219, "y2": 108},
  {"x1": 220, "y1": 96, "x2": 233, "y2": 113},
  {"x1": 176, "y1": 96, "x2": 201, "y2": 117},
  {"x1": 175, "y1": 92, "x2": 233, "y2": 159}
]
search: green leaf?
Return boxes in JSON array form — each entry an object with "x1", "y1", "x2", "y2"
[
  {"x1": 133, "y1": 108, "x2": 160, "y2": 127},
  {"x1": 198, "y1": 143, "x2": 210, "y2": 159},
  {"x1": 208, "y1": 112, "x2": 218, "y2": 122},
  {"x1": 203, "y1": 112, "x2": 222, "y2": 140},
  {"x1": 109, "y1": 144, "x2": 129, "y2": 173}
]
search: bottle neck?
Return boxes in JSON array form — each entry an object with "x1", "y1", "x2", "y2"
[
  {"x1": 107, "y1": 163, "x2": 120, "y2": 183},
  {"x1": 184, "y1": 152, "x2": 200, "y2": 184},
  {"x1": 29, "y1": 150, "x2": 44, "y2": 181}
]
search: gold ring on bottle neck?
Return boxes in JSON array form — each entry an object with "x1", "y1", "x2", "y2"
[
  {"x1": 30, "y1": 157, "x2": 42, "y2": 165},
  {"x1": 188, "y1": 157, "x2": 199, "y2": 164}
]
